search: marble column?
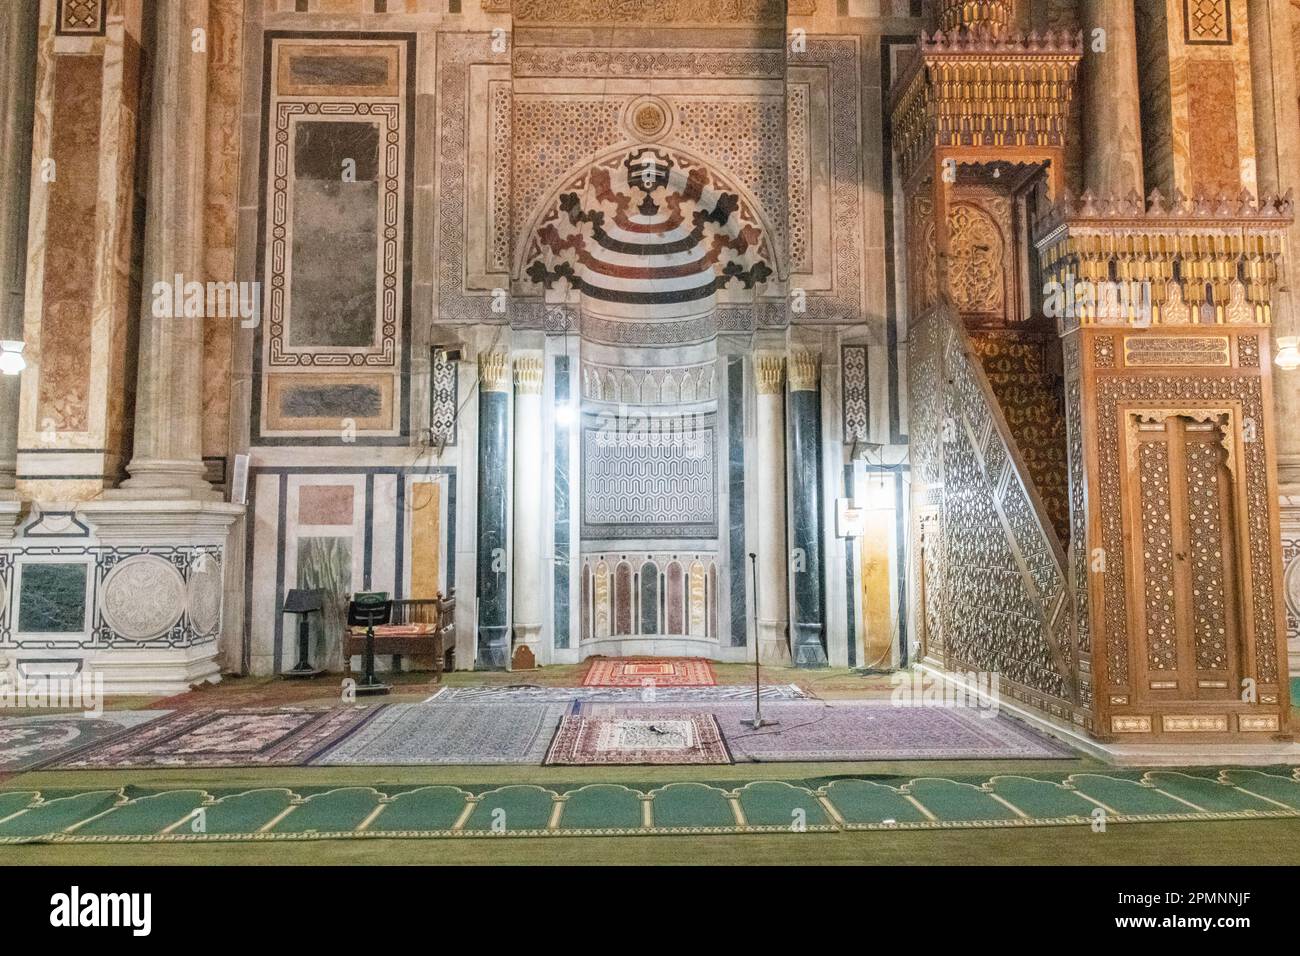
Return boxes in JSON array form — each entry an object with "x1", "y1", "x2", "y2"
[
  {"x1": 117, "y1": 0, "x2": 215, "y2": 499},
  {"x1": 476, "y1": 351, "x2": 511, "y2": 670},
  {"x1": 0, "y1": 2, "x2": 39, "y2": 492},
  {"x1": 1248, "y1": 0, "x2": 1300, "y2": 488},
  {"x1": 754, "y1": 352, "x2": 791, "y2": 665},
  {"x1": 16, "y1": 0, "x2": 145, "y2": 501},
  {"x1": 1080, "y1": 0, "x2": 1144, "y2": 197},
  {"x1": 788, "y1": 350, "x2": 828, "y2": 667},
  {"x1": 511, "y1": 353, "x2": 543, "y2": 668}
]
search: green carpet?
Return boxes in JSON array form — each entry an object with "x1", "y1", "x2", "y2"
[{"x1": 1, "y1": 767, "x2": 1297, "y2": 843}]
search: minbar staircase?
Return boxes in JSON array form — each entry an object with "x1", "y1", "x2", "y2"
[{"x1": 966, "y1": 327, "x2": 1070, "y2": 546}]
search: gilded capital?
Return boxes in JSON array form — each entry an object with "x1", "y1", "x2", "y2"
[
  {"x1": 479, "y1": 351, "x2": 510, "y2": 393},
  {"x1": 788, "y1": 350, "x2": 820, "y2": 391},
  {"x1": 754, "y1": 353, "x2": 785, "y2": 395},
  {"x1": 514, "y1": 355, "x2": 544, "y2": 395}
]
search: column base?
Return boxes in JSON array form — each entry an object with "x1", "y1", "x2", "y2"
[
  {"x1": 114, "y1": 458, "x2": 220, "y2": 501},
  {"x1": 793, "y1": 622, "x2": 829, "y2": 667},
  {"x1": 477, "y1": 625, "x2": 510, "y2": 670},
  {"x1": 757, "y1": 619, "x2": 792, "y2": 665}
]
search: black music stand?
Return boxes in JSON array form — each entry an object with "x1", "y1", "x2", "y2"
[
  {"x1": 347, "y1": 592, "x2": 392, "y2": 695},
  {"x1": 282, "y1": 587, "x2": 325, "y2": 679}
]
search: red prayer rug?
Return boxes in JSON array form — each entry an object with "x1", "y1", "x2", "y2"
[
  {"x1": 544, "y1": 713, "x2": 731, "y2": 765},
  {"x1": 582, "y1": 657, "x2": 716, "y2": 688}
]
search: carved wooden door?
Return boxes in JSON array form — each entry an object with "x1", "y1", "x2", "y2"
[{"x1": 1126, "y1": 411, "x2": 1242, "y2": 703}]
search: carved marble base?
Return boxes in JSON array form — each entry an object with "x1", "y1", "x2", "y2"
[{"x1": 69, "y1": 498, "x2": 243, "y2": 695}]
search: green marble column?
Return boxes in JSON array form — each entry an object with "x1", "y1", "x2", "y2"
[
  {"x1": 788, "y1": 351, "x2": 827, "y2": 667},
  {"x1": 476, "y1": 352, "x2": 511, "y2": 669}
]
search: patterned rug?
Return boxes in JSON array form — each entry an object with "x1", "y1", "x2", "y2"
[
  {"x1": 544, "y1": 713, "x2": 731, "y2": 765},
  {"x1": 428, "y1": 684, "x2": 809, "y2": 704},
  {"x1": 313, "y1": 703, "x2": 566, "y2": 765},
  {"x1": 582, "y1": 658, "x2": 716, "y2": 687},
  {"x1": 0, "y1": 712, "x2": 168, "y2": 773},
  {"x1": 49, "y1": 707, "x2": 386, "y2": 769},
  {"x1": 577, "y1": 701, "x2": 1075, "y2": 760}
]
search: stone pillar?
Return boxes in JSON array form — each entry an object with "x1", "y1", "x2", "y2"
[
  {"x1": 788, "y1": 350, "x2": 828, "y2": 667},
  {"x1": 1080, "y1": 0, "x2": 1144, "y2": 196},
  {"x1": 476, "y1": 351, "x2": 511, "y2": 669},
  {"x1": 0, "y1": 2, "x2": 39, "y2": 491},
  {"x1": 117, "y1": 0, "x2": 214, "y2": 499},
  {"x1": 1248, "y1": 0, "x2": 1300, "y2": 488},
  {"x1": 16, "y1": 0, "x2": 145, "y2": 501},
  {"x1": 511, "y1": 353, "x2": 543, "y2": 669},
  {"x1": 754, "y1": 352, "x2": 791, "y2": 665}
]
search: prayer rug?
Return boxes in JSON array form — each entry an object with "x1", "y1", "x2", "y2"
[
  {"x1": 544, "y1": 713, "x2": 731, "y2": 765},
  {"x1": 578, "y1": 701, "x2": 1076, "y2": 760},
  {"x1": 428, "y1": 684, "x2": 808, "y2": 704},
  {"x1": 0, "y1": 712, "x2": 168, "y2": 773},
  {"x1": 582, "y1": 657, "x2": 716, "y2": 688},
  {"x1": 49, "y1": 706, "x2": 386, "y2": 769},
  {"x1": 5, "y1": 768, "x2": 1299, "y2": 843},
  {"x1": 313, "y1": 702, "x2": 567, "y2": 765}
]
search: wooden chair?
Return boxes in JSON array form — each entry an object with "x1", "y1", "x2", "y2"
[{"x1": 344, "y1": 588, "x2": 456, "y2": 680}]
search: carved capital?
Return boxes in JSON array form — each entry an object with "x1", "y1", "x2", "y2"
[
  {"x1": 788, "y1": 350, "x2": 820, "y2": 392},
  {"x1": 479, "y1": 352, "x2": 510, "y2": 393},
  {"x1": 514, "y1": 355, "x2": 544, "y2": 395},
  {"x1": 754, "y1": 352, "x2": 785, "y2": 395}
]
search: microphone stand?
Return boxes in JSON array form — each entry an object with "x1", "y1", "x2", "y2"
[{"x1": 742, "y1": 552, "x2": 778, "y2": 730}]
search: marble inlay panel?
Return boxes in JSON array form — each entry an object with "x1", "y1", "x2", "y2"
[
  {"x1": 297, "y1": 485, "x2": 355, "y2": 525},
  {"x1": 17, "y1": 563, "x2": 87, "y2": 633},
  {"x1": 289, "y1": 120, "x2": 380, "y2": 348},
  {"x1": 38, "y1": 53, "x2": 102, "y2": 435},
  {"x1": 55, "y1": 0, "x2": 105, "y2": 37},
  {"x1": 1187, "y1": 60, "x2": 1240, "y2": 195}
]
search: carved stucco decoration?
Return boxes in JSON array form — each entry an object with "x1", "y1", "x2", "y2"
[
  {"x1": 187, "y1": 556, "x2": 224, "y2": 638},
  {"x1": 101, "y1": 556, "x2": 187, "y2": 641}
]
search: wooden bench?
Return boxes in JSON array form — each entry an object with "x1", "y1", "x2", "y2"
[{"x1": 344, "y1": 590, "x2": 456, "y2": 680}]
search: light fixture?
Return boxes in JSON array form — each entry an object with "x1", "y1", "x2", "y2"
[
  {"x1": 0, "y1": 341, "x2": 25, "y2": 376},
  {"x1": 555, "y1": 402, "x2": 576, "y2": 427},
  {"x1": 1275, "y1": 336, "x2": 1300, "y2": 371}
]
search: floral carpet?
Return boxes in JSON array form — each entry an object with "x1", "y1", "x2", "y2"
[
  {"x1": 545, "y1": 713, "x2": 731, "y2": 765},
  {"x1": 0, "y1": 712, "x2": 167, "y2": 773},
  {"x1": 48, "y1": 707, "x2": 386, "y2": 769},
  {"x1": 582, "y1": 658, "x2": 716, "y2": 688}
]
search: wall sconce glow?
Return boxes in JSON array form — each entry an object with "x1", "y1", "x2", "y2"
[
  {"x1": 0, "y1": 341, "x2": 26, "y2": 376},
  {"x1": 554, "y1": 402, "x2": 576, "y2": 427},
  {"x1": 1275, "y1": 336, "x2": 1300, "y2": 371}
]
